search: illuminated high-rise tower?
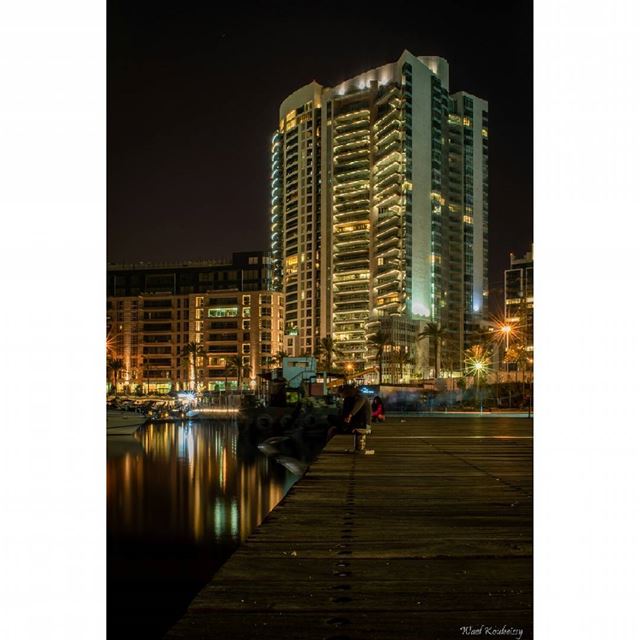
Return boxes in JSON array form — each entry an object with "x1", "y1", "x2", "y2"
[
  {"x1": 270, "y1": 83, "x2": 323, "y2": 357},
  {"x1": 271, "y1": 51, "x2": 488, "y2": 377}
]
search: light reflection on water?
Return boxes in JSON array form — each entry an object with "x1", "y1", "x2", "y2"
[
  {"x1": 107, "y1": 419, "x2": 300, "y2": 639},
  {"x1": 108, "y1": 420, "x2": 293, "y2": 543}
]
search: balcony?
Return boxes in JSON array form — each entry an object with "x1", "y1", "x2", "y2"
[
  {"x1": 142, "y1": 323, "x2": 173, "y2": 332},
  {"x1": 333, "y1": 190, "x2": 370, "y2": 207},
  {"x1": 333, "y1": 257, "x2": 369, "y2": 273},
  {"x1": 375, "y1": 223, "x2": 400, "y2": 241},
  {"x1": 375, "y1": 118, "x2": 401, "y2": 142},
  {"x1": 376, "y1": 264, "x2": 401, "y2": 279},
  {"x1": 333, "y1": 137, "x2": 370, "y2": 154},
  {"x1": 376, "y1": 280, "x2": 402, "y2": 296},
  {"x1": 376, "y1": 236, "x2": 402, "y2": 255},
  {"x1": 333, "y1": 210, "x2": 369, "y2": 224},
  {"x1": 374, "y1": 160, "x2": 401, "y2": 182},
  {"x1": 334, "y1": 245, "x2": 369, "y2": 258},
  {"x1": 374, "y1": 173, "x2": 402, "y2": 194},
  {"x1": 334, "y1": 230, "x2": 369, "y2": 244}
]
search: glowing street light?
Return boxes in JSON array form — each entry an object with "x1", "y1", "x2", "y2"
[
  {"x1": 344, "y1": 363, "x2": 355, "y2": 383},
  {"x1": 465, "y1": 348, "x2": 491, "y2": 412},
  {"x1": 499, "y1": 323, "x2": 513, "y2": 351},
  {"x1": 467, "y1": 356, "x2": 489, "y2": 379},
  {"x1": 106, "y1": 333, "x2": 116, "y2": 357}
]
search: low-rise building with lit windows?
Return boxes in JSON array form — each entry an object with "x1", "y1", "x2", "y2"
[{"x1": 107, "y1": 252, "x2": 283, "y2": 393}]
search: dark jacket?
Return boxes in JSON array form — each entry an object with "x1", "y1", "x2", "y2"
[{"x1": 342, "y1": 393, "x2": 371, "y2": 427}]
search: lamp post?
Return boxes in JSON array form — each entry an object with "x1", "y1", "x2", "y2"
[
  {"x1": 500, "y1": 324, "x2": 513, "y2": 407},
  {"x1": 501, "y1": 323, "x2": 512, "y2": 351},
  {"x1": 474, "y1": 361, "x2": 485, "y2": 412},
  {"x1": 465, "y1": 350, "x2": 489, "y2": 413},
  {"x1": 345, "y1": 363, "x2": 354, "y2": 384}
]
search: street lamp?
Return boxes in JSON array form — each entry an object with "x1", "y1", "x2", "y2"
[
  {"x1": 474, "y1": 361, "x2": 487, "y2": 412},
  {"x1": 465, "y1": 350, "x2": 490, "y2": 413},
  {"x1": 499, "y1": 323, "x2": 514, "y2": 407},
  {"x1": 345, "y1": 363, "x2": 354, "y2": 383},
  {"x1": 500, "y1": 323, "x2": 512, "y2": 350}
]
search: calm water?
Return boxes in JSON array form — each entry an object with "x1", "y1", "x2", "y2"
[{"x1": 107, "y1": 419, "x2": 321, "y2": 639}]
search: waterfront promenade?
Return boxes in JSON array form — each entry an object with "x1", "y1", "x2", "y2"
[{"x1": 166, "y1": 416, "x2": 533, "y2": 639}]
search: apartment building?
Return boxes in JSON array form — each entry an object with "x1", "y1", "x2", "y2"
[
  {"x1": 106, "y1": 252, "x2": 283, "y2": 392},
  {"x1": 271, "y1": 51, "x2": 488, "y2": 378}
]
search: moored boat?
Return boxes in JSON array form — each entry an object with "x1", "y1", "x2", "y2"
[{"x1": 107, "y1": 410, "x2": 148, "y2": 436}]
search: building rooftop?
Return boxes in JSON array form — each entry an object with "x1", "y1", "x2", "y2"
[{"x1": 107, "y1": 251, "x2": 270, "y2": 272}]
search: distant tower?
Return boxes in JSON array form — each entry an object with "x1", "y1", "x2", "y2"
[{"x1": 504, "y1": 245, "x2": 534, "y2": 353}]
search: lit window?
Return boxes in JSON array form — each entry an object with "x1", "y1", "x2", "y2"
[
  {"x1": 285, "y1": 255, "x2": 299, "y2": 275},
  {"x1": 207, "y1": 307, "x2": 238, "y2": 318}
]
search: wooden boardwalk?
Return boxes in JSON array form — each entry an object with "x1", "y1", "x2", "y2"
[{"x1": 165, "y1": 416, "x2": 533, "y2": 640}]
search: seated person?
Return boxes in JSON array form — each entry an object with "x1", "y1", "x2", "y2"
[
  {"x1": 371, "y1": 395, "x2": 385, "y2": 422},
  {"x1": 269, "y1": 377, "x2": 288, "y2": 407},
  {"x1": 327, "y1": 384, "x2": 371, "y2": 438}
]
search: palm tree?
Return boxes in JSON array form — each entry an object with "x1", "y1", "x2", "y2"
[
  {"x1": 107, "y1": 357, "x2": 124, "y2": 395},
  {"x1": 505, "y1": 342, "x2": 530, "y2": 402},
  {"x1": 274, "y1": 350, "x2": 288, "y2": 366},
  {"x1": 465, "y1": 343, "x2": 492, "y2": 366},
  {"x1": 417, "y1": 322, "x2": 445, "y2": 379},
  {"x1": 314, "y1": 336, "x2": 343, "y2": 372},
  {"x1": 392, "y1": 347, "x2": 414, "y2": 383},
  {"x1": 368, "y1": 330, "x2": 393, "y2": 385},
  {"x1": 227, "y1": 354, "x2": 248, "y2": 391},
  {"x1": 180, "y1": 341, "x2": 205, "y2": 391}
]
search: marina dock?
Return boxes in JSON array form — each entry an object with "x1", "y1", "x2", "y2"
[{"x1": 165, "y1": 416, "x2": 533, "y2": 640}]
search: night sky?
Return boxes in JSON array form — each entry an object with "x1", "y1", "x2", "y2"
[{"x1": 108, "y1": 0, "x2": 532, "y2": 311}]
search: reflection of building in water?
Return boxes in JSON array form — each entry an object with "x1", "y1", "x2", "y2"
[
  {"x1": 107, "y1": 448, "x2": 145, "y2": 530},
  {"x1": 107, "y1": 422, "x2": 292, "y2": 544}
]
